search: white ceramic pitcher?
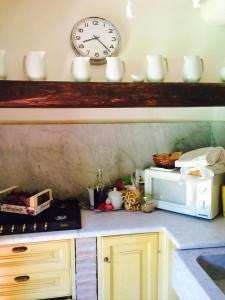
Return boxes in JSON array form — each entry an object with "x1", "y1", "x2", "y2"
[
  {"x1": 0, "y1": 49, "x2": 7, "y2": 80},
  {"x1": 183, "y1": 55, "x2": 204, "y2": 82},
  {"x1": 146, "y1": 55, "x2": 168, "y2": 82},
  {"x1": 105, "y1": 57, "x2": 124, "y2": 82},
  {"x1": 24, "y1": 51, "x2": 47, "y2": 81},
  {"x1": 107, "y1": 188, "x2": 123, "y2": 210},
  {"x1": 71, "y1": 57, "x2": 91, "y2": 82}
]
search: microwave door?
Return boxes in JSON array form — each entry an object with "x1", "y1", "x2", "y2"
[
  {"x1": 151, "y1": 177, "x2": 196, "y2": 216},
  {"x1": 156, "y1": 200, "x2": 196, "y2": 216}
]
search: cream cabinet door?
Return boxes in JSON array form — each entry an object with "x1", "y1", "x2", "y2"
[
  {"x1": 98, "y1": 233, "x2": 158, "y2": 300},
  {"x1": 158, "y1": 233, "x2": 179, "y2": 300}
]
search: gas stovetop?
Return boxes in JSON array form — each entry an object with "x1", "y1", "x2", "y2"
[{"x1": 0, "y1": 198, "x2": 81, "y2": 235}]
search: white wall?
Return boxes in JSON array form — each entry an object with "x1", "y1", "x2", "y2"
[{"x1": 0, "y1": 0, "x2": 225, "y2": 82}]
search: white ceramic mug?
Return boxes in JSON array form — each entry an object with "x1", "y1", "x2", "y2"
[
  {"x1": 220, "y1": 65, "x2": 225, "y2": 82},
  {"x1": 183, "y1": 55, "x2": 204, "y2": 82},
  {"x1": 71, "y1": 57, "x2": 91, "y2": 82},
  {"x1": 106, "y1": 57, "x2": 124, "y2": 82},
  {"x1": 146, "y1": 55, "x2": 168, "y2": 82},
  {"x1": 23, "y1": 51, "x2": 47, "y2": 81},
  {"x1": 0, "y1": 49, "x2": 7, "y2": 80}
]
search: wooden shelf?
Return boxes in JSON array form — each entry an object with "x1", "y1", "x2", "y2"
[{"x1": 0, "y1": 80, "x2": 225, "y2": 108}]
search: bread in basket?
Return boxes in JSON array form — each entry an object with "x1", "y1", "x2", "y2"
[{"x1": 153, "y1": 152, "x2": 182, "y2": 169}]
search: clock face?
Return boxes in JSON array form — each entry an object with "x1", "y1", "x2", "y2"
[{"x1": 71, "y1": 17, "x2": 120, "y2": 64}]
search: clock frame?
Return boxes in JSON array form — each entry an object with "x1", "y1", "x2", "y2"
[{"x1": 71, "y1": 17, "x2": 121, "y2": 65}]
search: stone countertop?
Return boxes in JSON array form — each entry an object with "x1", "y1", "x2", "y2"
[{"x1": 1, "y1": 209, "x2": 225, "y2": 249}]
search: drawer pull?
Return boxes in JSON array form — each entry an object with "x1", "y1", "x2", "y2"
[
  {"x1": 14, "y1": 275, "x2": 30, "y2": 282},
  {"x1": 12, "y1": 246, "x2": 28, "y2": 253}
]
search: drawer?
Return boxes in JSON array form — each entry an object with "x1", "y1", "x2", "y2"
[
  {"x1": 0, "y1": 270, "x2": 71, "y2": 300},
  {"x1": 0, "y1": 239, "x2": 71, "y2": 276}
]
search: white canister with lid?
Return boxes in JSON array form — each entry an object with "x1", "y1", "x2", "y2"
[{"x1": 108, "y1": 188, "x2": 123, "y2": 210}]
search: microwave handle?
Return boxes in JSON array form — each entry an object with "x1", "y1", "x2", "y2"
[{"x1": 186, "y1": 181, "x2": 196, "y2": 206}]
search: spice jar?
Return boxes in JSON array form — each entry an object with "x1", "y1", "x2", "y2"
[{"x1": 141, "y1": 195, "x2": 155, "y2": 213}]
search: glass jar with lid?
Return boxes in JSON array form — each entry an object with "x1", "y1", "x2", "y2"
[{"x1": 141, "y1": 194, "x2": 155, "y2": 213}]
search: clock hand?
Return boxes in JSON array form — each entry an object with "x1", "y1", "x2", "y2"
[
  {"x1": 93, "y1": 35, "x2": 111, "y2": 52},
  {"x1": 83, "y1": 36, "x2": 100, "y2": 43}
]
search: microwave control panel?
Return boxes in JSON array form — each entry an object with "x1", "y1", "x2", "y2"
[{"x1": 196, "y1": 180, "x2": 212, "y2": 218}]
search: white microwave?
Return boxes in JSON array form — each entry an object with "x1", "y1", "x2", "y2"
[{"x1": 144, "y1": 168, "x2": 225, "y2": 219}]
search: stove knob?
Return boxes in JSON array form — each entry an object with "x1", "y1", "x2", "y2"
[
  {"x1": 22, "y1": 224, "x2": 26, "y2": 232},
  {"x1": 33, "y1": 223, "x2": 37, "y2": 232},
  {"x1": 44, "y1": 222, "x2": 48, "y2": 231},
  {"x1": 11, "y1": 225, "x2": 15, "y2": 233}
]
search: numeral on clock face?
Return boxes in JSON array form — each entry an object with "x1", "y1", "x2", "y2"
[{"x1": 71, "y1": 17, "x2": 120, "y2": 63}]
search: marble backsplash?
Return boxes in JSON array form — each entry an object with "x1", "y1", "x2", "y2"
[
  {"x1": 211, "y1": 122, "x2": 225, "y2": 148},
  {"x1": 0, "y1": 122, "x2": 218, "y2": 203}
]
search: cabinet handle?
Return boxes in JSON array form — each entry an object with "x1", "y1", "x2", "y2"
[
  {"x1": 14, "y1": 275, "x2": 30, "y2": 282},
  {"x1": 104, "y1": 257, "x2": 110, "y2": 263},
  {"x1": 12, "y1": 246, "x2": 28, "y2": 253}
]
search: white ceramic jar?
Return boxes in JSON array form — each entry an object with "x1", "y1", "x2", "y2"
[
  {"x1": 107, "y1": 188, "x2": 123, "y2": 210},
  {"x1": 182, "y1": 55, "x2": 204, "y2": 83},
  {"x1": 146, "y1": 54, "x2": 168, "y2": 82},
  {"x1": 23, "y1": 51, "x2": 47, "y2": 81},
  {"x1": 105, "y1": 57, "x2": 124, "y2": 82},
  {"x1": 71, "y1": 57, "x2": 91, "y2": 82}
]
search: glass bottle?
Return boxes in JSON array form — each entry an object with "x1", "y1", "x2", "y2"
[{"x1": 93, "y1": 169, "x2": 107, "y2": 209}]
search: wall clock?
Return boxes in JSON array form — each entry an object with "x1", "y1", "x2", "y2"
[{"x1": 71, "y1": 17, "x2": 121, "y2": 65}]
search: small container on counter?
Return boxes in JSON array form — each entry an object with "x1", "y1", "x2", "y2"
[
  {"x1": 141, "y1": 194, "x2": 155, "y2": 213},
  {"x1": 122, "y1": 186, "x2": 142, "y2": 212},
  {"x1": 107, "y1": 188, "x2": 123, "y2": 210}
]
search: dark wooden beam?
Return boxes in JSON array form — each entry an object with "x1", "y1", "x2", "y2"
[{"x1": 0, "y1": 80, "x2": 224, "y2": 108}]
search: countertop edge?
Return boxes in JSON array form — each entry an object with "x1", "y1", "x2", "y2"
[{"x1": 1, "y1": 210, "x2": 225, "y2": 249}]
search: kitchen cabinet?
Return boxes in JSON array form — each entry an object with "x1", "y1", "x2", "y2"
[
  {"x1": 0, "y1": 239, "x2": 75, "y2": 300},
  {"x1": 97, "y1": 233, "x2": 159, "y2": 300},
  {"x1": 158, "y1": 233, "x2": 179, "y2": 300}
]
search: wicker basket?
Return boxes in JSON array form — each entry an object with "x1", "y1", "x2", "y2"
[{"x1": 153, "y1": 152, "x2": 182, "y2": 169}]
